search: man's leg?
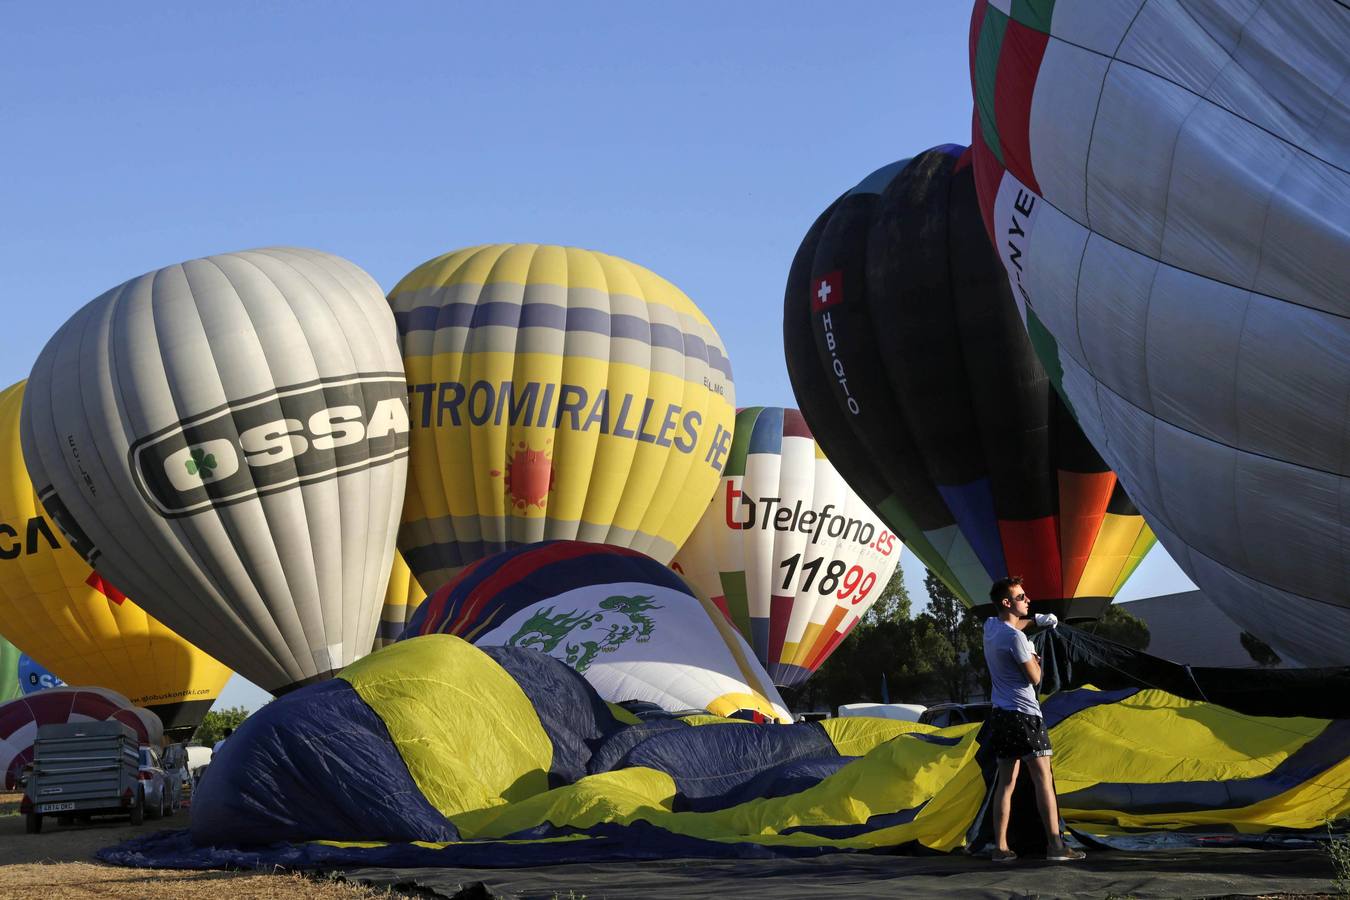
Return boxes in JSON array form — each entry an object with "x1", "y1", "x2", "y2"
[
  {"x1": 991, "y1": 758, "x2": 1020, "y2": 851},
  {"x1": 1023, "y1": 755, "x2": 1066, "y2": 849}
]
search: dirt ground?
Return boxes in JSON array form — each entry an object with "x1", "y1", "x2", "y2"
[{"x1": 0, "y1": 792, "x2": 414, "y2": 899}]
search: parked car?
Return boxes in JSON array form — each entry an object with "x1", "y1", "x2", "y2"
[
  {"x1": 137, "y1": 745, "x2": 178, "y2": 819},
  {"x1": 918, "y1": 702, "x2": 992, "y2": 729}
]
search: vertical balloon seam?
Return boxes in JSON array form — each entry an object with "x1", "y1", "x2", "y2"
[
  {"x1": 323, "y1": 247, "x2": 409, "y2": 668},
  {"x1": 468, "y1": 245, "x2": 516, "y2": 561},
  {"x1": 584, "y1": 250, "x2": 627, "y2": 543},
  {"x1": 53, "y1": 291, "x2": 163, "y2": 686},
  {"x1": 66, "y1": 295, "x2": 150, "y2": 687},
  {"x1": 292, "y1": 249, "x2": 387, "y2": 671},
  {"x1": 409, "y1": 246, "x2": 457, "y2": 587},
  {"x1": 573, "y1": 248, "x2": 628, "y2": 546},
  {"x1": 402, "y1": 258, "x2": 449, "y2": 590},
  {"x1": 640, "y1": 285, "x2": 706, "y2": 558},
  {"x1": 277, "y1": 249, "x2": 375, "y2": 671},
  {"x1": 129, "y1": 266, "x2": 282, "y2": 683},
  {"x1": 191, "y1": 255, "x2": 315, "y2": 685},
  {"x1": 594, "y1": 257, "x2": 659, "y2": 553},
  {"x1": 544, "y1": 244, "x2": 591, "y2": 546}
]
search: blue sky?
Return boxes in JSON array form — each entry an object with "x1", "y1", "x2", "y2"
[{"x1": 2, "y1": 4, "x2": 1193, "y2": 711}]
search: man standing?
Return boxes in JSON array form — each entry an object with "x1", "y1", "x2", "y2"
[{"x1": 983, "y1": 576, "x2": 1085, "y2": 863}]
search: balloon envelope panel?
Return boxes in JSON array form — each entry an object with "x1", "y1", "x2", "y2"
[
  {"x1": 0, "y1": 381, "x2": 230, "y2": 735},
  {"x1": 0, "y1": 687, "x2": 162, "y2": 788},
  {"x1": 20, "y1": 248, "x2": 410, "y2": 693},
  {"x1": 671, "y1": 406, "x2": 901, "y2": 686},
  {"x1": 0, "y1": 637, "x2": 19, "y2": 703},
  {"x1": 371, "y1": 550, "x2": 428, "y2": 651},
  {"x1": 401, "y1": 541, "x2": 790, "y2": 722},
  {"x1": 968, "y1": 0, "x2": 1350, "y2": 663},
  {"x1": 391, "y1": 244, "x2": 736, "y2": 592},
  {"x1": 784, "y1": 146, "x2": 1152, "y2": 617},
  {"x1": 114, "y1": 633, "x2": 1350, "y2": 869},
  {"x1": 17, "y1": 655, "x2": 64, "y2": 695}
]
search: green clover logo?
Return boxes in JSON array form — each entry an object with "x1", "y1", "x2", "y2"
[{"x1": 184, "y1": 447, "x2": 218, "y2": 477}]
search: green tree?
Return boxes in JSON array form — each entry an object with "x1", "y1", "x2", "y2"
[
  {"x1": 1240, "y1": 631, "x2": 1282, "y2": 667},
  {"x1": 1088, "y1": 603, "x2": 1150, "y2": 650},
  {"x1": 923, "y1": 569, "x2": 985, "y2": 703},
  {"x1": 861, "y1": 563, "x2": 911, "y2": 626},
  {"x1": 193, "y1": 705, "x2": 251, "y2": 745}
]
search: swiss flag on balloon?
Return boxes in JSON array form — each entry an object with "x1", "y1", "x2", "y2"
[
  {"x1": 811, "y1": 270, "x2": 843, "y2": 312},
  {"x1": 86, "y1": 571, "x2": 128, "y2": 606}
]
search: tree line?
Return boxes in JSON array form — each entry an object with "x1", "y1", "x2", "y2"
[{"x1": 786, "y1": 566, "x2": 1151, "y2": 715}]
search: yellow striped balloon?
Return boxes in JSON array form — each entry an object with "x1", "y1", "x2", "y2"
[
  {"x1": 0, "y1": 381, "x2": 231, "y2": 739},
  {"x1": 372, "y1": 550, "x2": 428, "y2": 650},
  {"x1": 391, "y1": 245, "x2": 736, "y2": 592}
]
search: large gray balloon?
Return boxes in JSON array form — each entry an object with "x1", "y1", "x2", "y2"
[{"x1": 21, "y1": 248, "x2": 409, "y2": 694}]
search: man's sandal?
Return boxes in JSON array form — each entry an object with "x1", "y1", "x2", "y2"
[
  {"x1": 1047, "y1": 846, "x2": 1086, "y2": 862},
  {"x1": 991, "y1": 848, "x2": 1018, "y2": 863}
]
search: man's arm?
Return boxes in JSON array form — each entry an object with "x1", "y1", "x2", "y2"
[{"x1": 1021, "y1": 655, "x2": 1041, "y2": 687}]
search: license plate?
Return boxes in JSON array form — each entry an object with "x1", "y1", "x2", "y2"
[{"x1": 37, "y1": 802, "x2": 75, "y2": 813}]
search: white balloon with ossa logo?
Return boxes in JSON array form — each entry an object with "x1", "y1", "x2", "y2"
[{"x1": 21, "y1": 248, "x2": 409, "y2": 694}]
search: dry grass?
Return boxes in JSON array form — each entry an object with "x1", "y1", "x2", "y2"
[
  {"x1": 0, "y1": 793, "x2": 416, "y2": 899},
  {"x1": 0, "y1": 863, "x2": 410, "y2": 898}
]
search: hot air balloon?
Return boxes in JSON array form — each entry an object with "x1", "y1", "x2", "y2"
[
  {"x1": 2, "y1": 687, "x2": 162, "y2": 788},
  {"x1": 0, "y1": 637, "x2": 19, "y2": 703},
  {"x1": 20, "y1": 248, "x2": 410, "y2": 694},
  {"x1": 17, "y1": 655, "x2": 64, "y2": 694},
  {"x1": 400, "y1": 541, "x2": 791, "y2": 722},
  {"x1": 390, "y1": 244, "x2": 736, "y2": 593},
  {"x1": 0, "y1": 381, "x2": 230, "y2": 738},
  {"x1": 784, "y1": 145, "x2": 1154, "y2": 619},
  {"x1": 967, "y1": 0, "x2": 1350, "y2": 664},
  {"x1": 372, "y1": 551, "x2": 428, "y2": 650},
  {"x1": 670, "y1": 406, "x2": 901, "y2": 686}
]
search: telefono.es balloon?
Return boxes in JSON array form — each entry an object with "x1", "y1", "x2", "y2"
[
  {"x1": 969, "y1": 0, "x2": 1350, "y2": 664},
  {"x1": 0, "y1": 380, "x2": 230, "y2": 738},
  {"x1": 390, "y1": 244, "x2": 736, "y2": 593},
  {"x1": 21, "y1": 248, "x2": 410, "y2": 694},
  {"x1": 671, "y1": 406, "x2": 900, "y2": 687},
  {"x1": 785, "y1": 145, "x2": 1152, "y2": 619}
]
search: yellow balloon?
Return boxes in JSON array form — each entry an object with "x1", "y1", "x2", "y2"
[
  {"x1": 372, "y1": 550, "x2": 428, "y2": 650},
  {"x1": 392, "y1": 244, "x2": 736, "y2": 591},
  {"x1": 0, "y1": 381, "x2": 232, "y2": 738}
]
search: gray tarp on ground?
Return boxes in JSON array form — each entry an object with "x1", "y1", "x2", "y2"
[{"x1": 342, "y1": 848, "x2": 1336, "y2": 899}]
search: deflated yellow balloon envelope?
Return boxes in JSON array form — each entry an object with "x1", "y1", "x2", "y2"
[
  {"x1": 0, "y1": 381, "x2": 232, "y2": 738},
  {"x1": 391, "y1": 244, "x2": 737, "y2": 592}
]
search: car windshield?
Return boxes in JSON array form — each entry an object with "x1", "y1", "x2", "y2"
[{"x1": 139, "y1": 748, "x2": 153, "y2": 767}]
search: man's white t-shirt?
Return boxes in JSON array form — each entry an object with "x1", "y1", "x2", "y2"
[
  {"x1": 212, "y1": 738, "x2": 227, "y2": 755},
  {"x1": 983, "y1": 618, "x2": 1041, "y2": 716}
]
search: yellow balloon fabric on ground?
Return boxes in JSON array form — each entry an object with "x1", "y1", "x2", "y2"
[
  {"x1": 0, "y1": 381, "x2": 231, "y2": 738},
  {"x1": 391, "y1": 244, "x2": 736, "y2": 593}
]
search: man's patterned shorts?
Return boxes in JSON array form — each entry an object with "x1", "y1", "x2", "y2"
[{"x1": 988, "y1": 707, "x2": 1052, "y2": 761}]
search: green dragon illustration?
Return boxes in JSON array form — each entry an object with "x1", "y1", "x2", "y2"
[{"x1": 507, "y1": 594, "x2": 662, "y2": 673}]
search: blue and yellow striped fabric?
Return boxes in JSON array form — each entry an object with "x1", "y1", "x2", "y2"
[{"x1": 109, "y1": 637, "x2": 1350, "y2": 871}]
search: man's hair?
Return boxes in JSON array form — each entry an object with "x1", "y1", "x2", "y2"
[
  {"x1": 989, "y1": 575, "x2": 1024, "y2": 606},
  {"x1": 223, "y1": 728, "x2": 233, "y2": 738}
]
